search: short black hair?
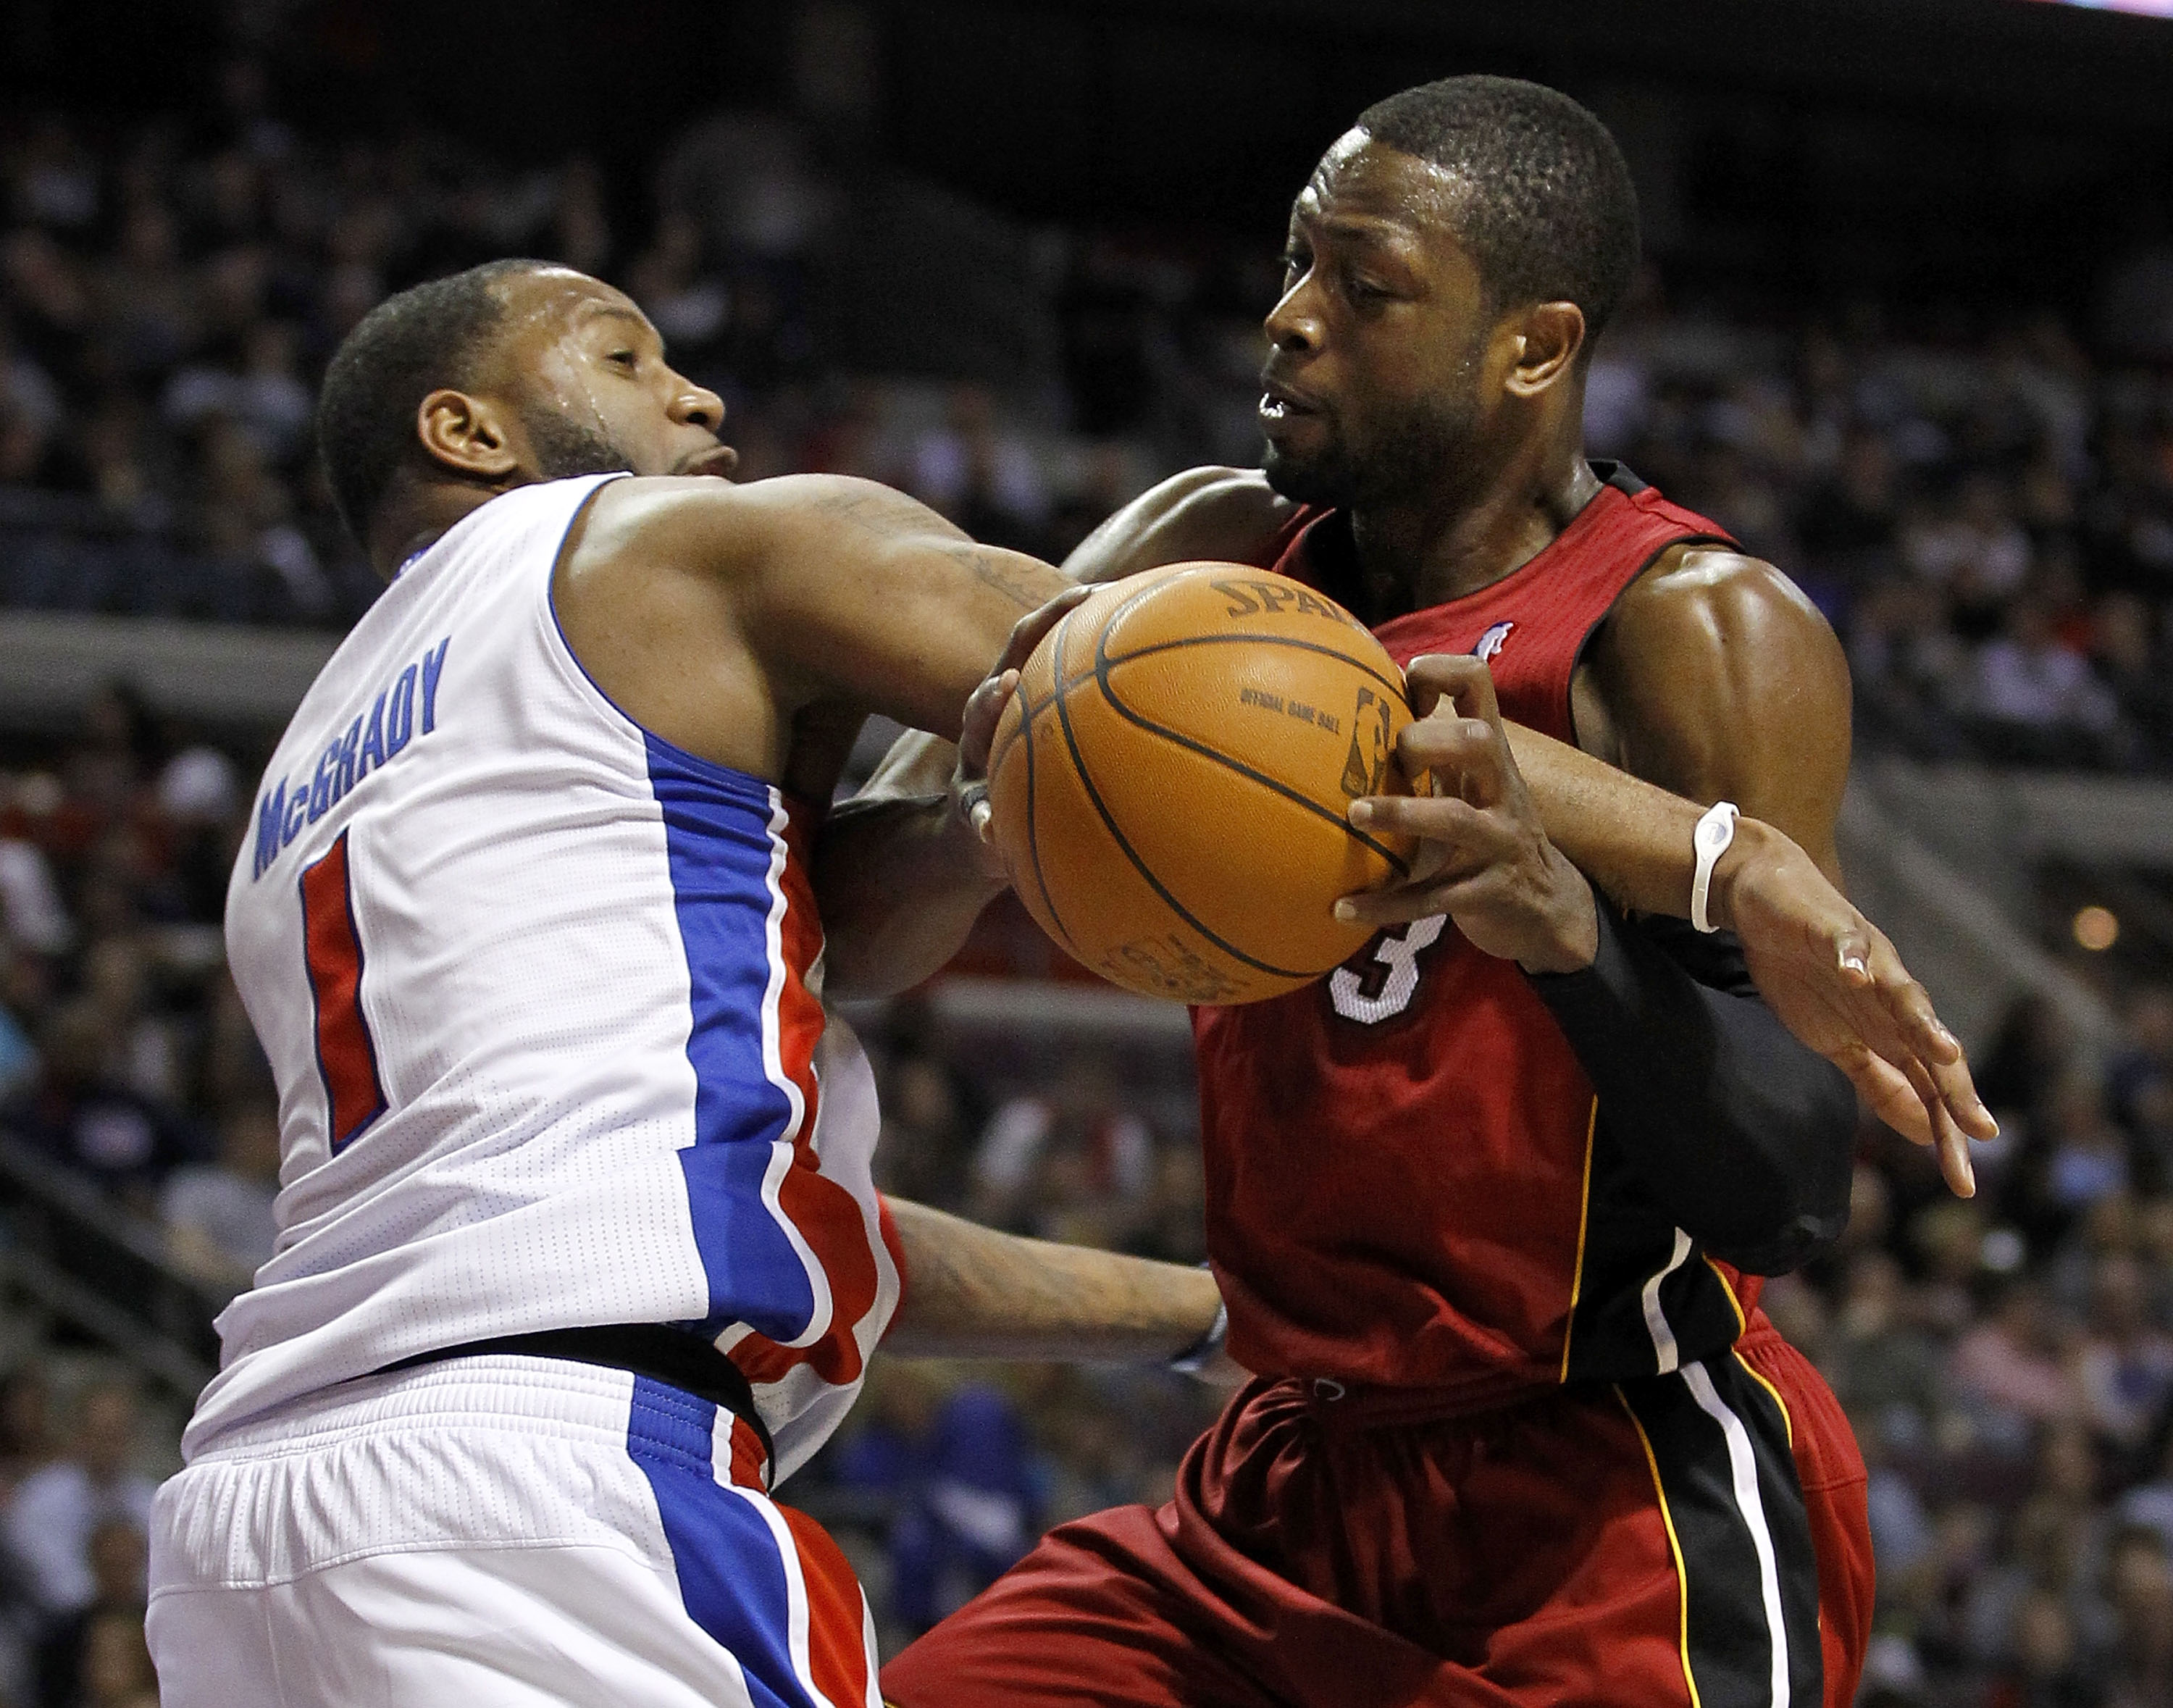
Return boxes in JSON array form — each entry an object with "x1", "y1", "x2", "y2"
[
  {"x1": 314, "y1": 258, "x2": 548, "y2": 543},
  {"x1": 1355, "y1": 76, "x2": 1639, "y2": 343}
]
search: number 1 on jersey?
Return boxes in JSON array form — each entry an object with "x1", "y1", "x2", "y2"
[{"x1": 300, "y1": 831, "x2": 386, "y2": 1152}]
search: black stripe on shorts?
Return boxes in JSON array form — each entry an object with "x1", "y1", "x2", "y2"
[{"x1": 1617, "y1": 1352, "x2": 1823, "y2": 1708}]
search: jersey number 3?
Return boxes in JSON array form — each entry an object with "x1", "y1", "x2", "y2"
[
  {"x1": 1328, "y1": 915, "x2": 1448, "y2": 1024},
  {"x1": 300, "y1": 831, "x2": 386, "y2": 1152}
]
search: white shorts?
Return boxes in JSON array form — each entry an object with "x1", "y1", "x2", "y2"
[{"x1": 148, "y1": 1354, "x2": 880, "y2": 1707}]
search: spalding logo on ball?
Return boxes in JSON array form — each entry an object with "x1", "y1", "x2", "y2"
[{"x1": 986, "y1": 563, "x2": 1417, "y2": 1005}]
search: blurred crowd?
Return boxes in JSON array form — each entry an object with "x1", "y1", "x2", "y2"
[
  {"x1": 1769, "y1": 984, "x2": 2173, "y2": 1707},
  {"x1": 1588, "y1": 301, "x2": 2173, "y2": 776},
  {"x1": 5, "y1": 80, "x2": 2172, "y2": 779},
  {"x1": 6, "y1": 57, "x2": 2173, "y2": 1708}
]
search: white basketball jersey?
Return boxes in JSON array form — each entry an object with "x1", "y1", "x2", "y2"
[{"x1": 196, "y1": 474, "x2": 899, "y2": 1478}]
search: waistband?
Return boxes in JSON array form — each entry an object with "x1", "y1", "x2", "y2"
[
  {"x1": 382, "y1": 1323, "x2": 775, "y2": 1473},
  {"x1": 1289, "y1": 1321, "x2": 1791, "y2": 1429}
]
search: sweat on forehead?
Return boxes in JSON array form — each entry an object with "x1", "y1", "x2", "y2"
[
  {"x1": 493, "y1": 268, "x2": 638, "y2": 334},
  {"x1": 1300, "y1": 130, "x2": 1473, "y2": 233}
]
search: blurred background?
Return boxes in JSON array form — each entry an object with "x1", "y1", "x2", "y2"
[{"x1": 2, "y1": 0, "x2": 2173, "y2": 1701}]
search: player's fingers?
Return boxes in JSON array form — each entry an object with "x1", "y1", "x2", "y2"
[
  {"x1": 1897, "y1": 1051, "x2": 1976, "y2": 1198},
  {"x1": 997, "y1": 584, "x2": 1092, "y2": 676},
  {"x1": 1336, "y1": 849, "x2": 1507, "y2": 925},
  {"x1": 1854, "y1": 930, "x2": 1998, "y2": 1142},
  {"x1": 1404, "y1": 653, "x2": 1503, "y2": 730},
  {"x1": 1856, "y1": 929, "x2": 1962, "y2": 1064},
  {"x1": 1843, "y1": 1047, "x2": 1936, "y2": 1149},
  {"x1": 1927, "y1": 1047, "x2": 1998, "y2": 1143},
  {"x1": 1346, "y1": 793, "x2": 1515, "y2": 862},
  {"x1": 1333, "y1": 879, "x2": 1461, "y2": 927},
  {"x1": 1392, "y1": 717, "x2": 1507, "y2": 808},
  {"x1": 956, "y1": 668, "x2": 1020, "y2": 776},
  {"x1": 1919, "y1": 1079, "x2": 1976, "y2": 1200}
]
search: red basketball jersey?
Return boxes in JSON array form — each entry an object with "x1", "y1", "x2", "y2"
[{"x1": 1193, "y1": 464, "x2": 1757, "y2": 1401}]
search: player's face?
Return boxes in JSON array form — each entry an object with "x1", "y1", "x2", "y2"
[
  {"x1": 490, "y1": 269, "x2": 739, "y2": 482},
  {"x1": 1259, "y1": 134, "x2": 1499, "y2": 511}
]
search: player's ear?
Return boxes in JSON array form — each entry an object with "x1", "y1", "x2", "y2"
[
  {"x1": 1503, "y1": 301, "x2": 1586, "y2": 398},
  {"x1": 416, "y1": 389, "x2": 521, "y2": 481}
]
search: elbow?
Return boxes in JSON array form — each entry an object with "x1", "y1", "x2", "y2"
[
  {"x1": 1700, "y1": 1062, "x2": 1859, "y2": 1276},
  {"x1": 1707, "y1": 1207, "x2": 1849, "y2": 1277}
]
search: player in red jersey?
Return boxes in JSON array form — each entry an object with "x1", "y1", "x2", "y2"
[{"x1": 843, "y1": 78, "x2": 1993, "y2": 1708}]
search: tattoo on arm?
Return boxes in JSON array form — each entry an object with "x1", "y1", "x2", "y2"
[
  {"x1": 932, "y1": 539, "x2": 1047, "y2": 611},
  {"x1": 803, "y1": 482, "x2": 1047, "y2": 612}
]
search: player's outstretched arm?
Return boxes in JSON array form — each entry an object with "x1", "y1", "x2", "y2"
[
  {"x1": 1345, "y1": 551, "x2": 1996, "y2": 1192},
  {"x1": 880, "y1": 1197, "x2": 1234, "y2": 1376},
  {"x1": 815, "y1": 466, "x2": 1293, "y2": 997}
]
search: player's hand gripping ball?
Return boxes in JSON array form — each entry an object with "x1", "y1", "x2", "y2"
[{"x1": 986, "y1": 564, "x2": 1417, "y2": 1003}]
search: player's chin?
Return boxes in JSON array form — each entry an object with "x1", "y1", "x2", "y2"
[{"x1": 1260, "y1": 437, "x2": 1354, "y2": 508}]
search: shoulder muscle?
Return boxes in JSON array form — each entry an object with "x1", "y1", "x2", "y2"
[{"x1": 1586, "y1": 547, "x2": 1851, "y2": 871}]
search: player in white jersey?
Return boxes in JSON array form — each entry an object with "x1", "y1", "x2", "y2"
[
  {"x1": 149, "y1": 259, "x2": 1228, "y2": 1707},
  {"x1": 150, "y1": 256, "x2": 1983, "y2": 1705}
]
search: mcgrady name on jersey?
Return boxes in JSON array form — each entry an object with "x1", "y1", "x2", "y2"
[{"x1": 251, "y1": 635, "x2": 452, "y2": 881}]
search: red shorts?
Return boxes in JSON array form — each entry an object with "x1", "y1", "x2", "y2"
[{"x1": 882, "y1": 1326, "x2": 1869, "y2": 1707}]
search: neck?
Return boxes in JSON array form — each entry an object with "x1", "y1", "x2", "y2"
[
  {"x1": 367, "y1": 478, "x2": 516, "y2": 582},
  {"x1": 1347, "y1": 435, "x2": 1600, "y2": 620}
]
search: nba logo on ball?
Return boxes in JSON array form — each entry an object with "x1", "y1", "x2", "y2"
[{"x1": 1475, "y1": 621, "x2": 1515, "y2": 662}]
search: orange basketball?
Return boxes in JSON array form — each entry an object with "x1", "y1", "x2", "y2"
[{"x1": 986, "y1": 563, "x2": 1416, "y2": 1005}]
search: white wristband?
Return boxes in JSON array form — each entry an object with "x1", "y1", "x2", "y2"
[
  {"x1": 1169, "y1": 1300, "x2": 1228, "y2": 1376},
  {"x1": 1689, "y1": 801, "x2": 1739, "y2": 934}
]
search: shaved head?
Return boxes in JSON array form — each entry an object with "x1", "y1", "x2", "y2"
[
  {"x1": 1354, "y1": 76, "x2": 1638, "y2": 340},
  {"x1": 315, "y1": 259, "x2": 555, "y2": 543}
]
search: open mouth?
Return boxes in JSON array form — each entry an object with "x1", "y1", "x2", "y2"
[{"x1": 1257, "y1": 378, "x2": 1323, "y2": 424}]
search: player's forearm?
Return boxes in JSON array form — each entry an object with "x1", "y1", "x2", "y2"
[
  {"x1": 814, "y1": 724, "x2": 1002, "y2": 999},
  {"x1": 814, "y1": 784, "x2": 1002, "y2": 1000},
  {"x1": 882, "y1": 1197, "x2": 1221, "y2": 1362},
  {"x1": 1507, "y1": 721, "x2": 1777, "y2": 928}
]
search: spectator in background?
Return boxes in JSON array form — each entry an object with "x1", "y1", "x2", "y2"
[
  {"x1": 1952, "y1": 1281, "x2": 2085, "y2": 1447},
  {"x1": 2080, "y1": 1253, "x2": 2173, "y2": 1459},
  {"x1": 32, "y1": 1516, "x2": 146, "y2": 1708},
  {"x1": 3, "y1": 999, "x2": 202, "y2": 1207},
  {"x1": 0, "y1": 936, "x2": 37, "y2": 1101},
  {"x1": 1827, "y1": 1250, "x2": 1945, "y2": 1450},
  {"x1": 71, "y1": 1605, "x2": 159, "y2": 1708},
  {"x1": 2109, "y1": 989, "x2": 2173, "y2": 1136},
  {"x1": 2035, "y1": 1079, "x2": 2141, "y2": 1231},
  {"x1": 1998, "y1": 1588, "x2": 2104, "y2": 1708},
  {"x1": 0, "y1": 1363, "x2": 54, "y2": 1520},
  {"x1": 154, "y1": 743, "x2": 243, "y2": 927},
  {"x1": 159, "y1": 1095, "x2": 280, "y2": 1293},
  {"x1": 79, "y1": 936, "x2": 181, "y2": 1108},
  {"x1": 2105, "y1": 1533, "x2": 2173, "y2": 1708},
  {"x1": 885, "y1": 1383, "x2": 1039, "y2": 1638},
  {"x1": 968, "y1": 1056, "x2": 1154, "y2": 1244},
  {"x1": 0, "y1": 834, "x2": 72, "y2": 960},
  {"x1": 910, "y1": 385, "x2": 1050, "y2": 555},
  {"x1": 1970, "y1": 598, "x2": 2124, "y2": 769},
  {"x1": 1906, "y1": 474, "x2": 2033, "y2": 635},
  {"x1": 1, "y1": 1382, "x2": 154, "y2": 1625}
]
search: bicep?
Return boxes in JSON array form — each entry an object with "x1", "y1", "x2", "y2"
[{"x1": 1589, "y1": 553, "x2": 1853, "y2": 881}]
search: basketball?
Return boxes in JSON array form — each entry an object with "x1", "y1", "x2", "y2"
[{"x1": 985, "y1": 563, "x2": 1418, "y2": 1005}]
